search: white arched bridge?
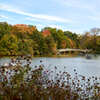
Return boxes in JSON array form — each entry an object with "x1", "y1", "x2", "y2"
[{"x1": 57, "y1": 48, "x2": 92, "y2": 55}]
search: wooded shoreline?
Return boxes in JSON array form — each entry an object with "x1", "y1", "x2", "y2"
[{"x1": 0, "y1": 22, "x2": 100, "y2": 57}]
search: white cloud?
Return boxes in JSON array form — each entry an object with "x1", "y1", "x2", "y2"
[
  {"x1": 34, "y1": 24, "x2": 66, "y2": 30},
  {"x1": 36, "y1": 24, "x2": 45, "y2": 28},
  {"x1": 88, "y1": 16, "x2": 100, "y2": 21},
  {"x1": 26, "y1": 17, "x2": 42, "y2": 22},
  {"x1": 0, "y1": 3, "x2": 72, "y2": 23},
  {"x1": 0, "y1": 15, "x2": 8, "y2": 19},
  {"x1": 56, "y1": 0, "x2": 96, "y2": 12},
  {"x1": 35, "y1": 23, "x2": 83, "y2": 33},
  {"x1": 48, "y1": 24, "x2": 66, "y2": 29}
]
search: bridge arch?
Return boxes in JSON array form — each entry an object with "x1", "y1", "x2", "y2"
[{"x1": 57, "y1": 48, "x2": 91, "y2": 55}]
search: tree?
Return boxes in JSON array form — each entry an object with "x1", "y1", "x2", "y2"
[
  {"x1": 90, "y1": 28, "x2": 100, "y2": 52},
  {"x1": 42, "y1": 29, "x2": 51, "y2": 37},
  {"x1": 79, "y1": 32, "x2": 91, "y2": 49},
  {"x1": 11, "y1": 24, "x2": 36, "y2": 39},
  {"x1": 50, "y1": 29, "x2": 66, "y2": 49},
  {"x1": 0, "y1": 22, "x2": 12, "y2": 39},
  {"x1": 64, "y1": 31, "x2": 80, "y2": 48},
  {"x1": 0, "y1": 34, "x2": 18, "y2": 56},
  {"x1": 18, "y1": 39, "x2": 34, "y2": 55},
  {"x1": 31, "y1": 31, "x2": 47, "y2": 55},
  {"x1": 45, "y1": 36, "x2": 57, "y2": 55}
]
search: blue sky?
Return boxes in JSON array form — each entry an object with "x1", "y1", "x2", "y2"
[{"x1": 0, "y1": 0, "x2": 100, "y2": 34}]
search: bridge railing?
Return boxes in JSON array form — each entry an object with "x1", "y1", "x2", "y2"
[{"x1": 57, "y1": 48, "x2": 92, "y2": 53}]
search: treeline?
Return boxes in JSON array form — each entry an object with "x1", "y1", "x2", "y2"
[{"x1": 0, "y1": 22, "x2": 100, "y2": 56}]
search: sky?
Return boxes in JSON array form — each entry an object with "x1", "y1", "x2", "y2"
[{"x1": 0, "y1": 0, "x2": 100, "y2": 34}]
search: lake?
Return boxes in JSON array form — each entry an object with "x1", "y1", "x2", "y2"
[{"x1": 0, "y1": 55, "x2": 100, "y2": 78}]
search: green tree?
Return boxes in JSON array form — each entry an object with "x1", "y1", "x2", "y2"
[
  {"x1": 64, "y1": 31, "x2": 80, "y2": 48},
  {"x1": 31, "y1": 31, "x2": 47, "y2": 55},
  {"x1": 45, "y1": 36, "x2": 57, "y2": 55},
  {"x1": 0, "y1": 22, "x2": 12, "y2": 39},
  {"x1": 18, "y1": 39, "x2": 34, "y2": 55},
  {"x1": 0, "y1": 34, "x2": 18, "y2": 56}
]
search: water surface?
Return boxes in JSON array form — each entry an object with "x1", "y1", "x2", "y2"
[{"x1": 0, "y1": 56, "x2": 100, "y2": 77}]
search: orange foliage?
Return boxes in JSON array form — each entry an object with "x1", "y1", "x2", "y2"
[
  {"x1": 42, "y1": 30, "x2": 51, "y2": 37},
  {"x1": 61, "y1": 40, "x2": 67, "y2": 48},
  {"x1": 68, "y1": 38, "x2": 76, "y2": 48},
  {"x1": 11, "y1": 24, "x2": 36, "y2": 35}
]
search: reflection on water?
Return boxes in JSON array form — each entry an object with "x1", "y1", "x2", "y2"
[{"x1": 0, "y1": 56, "x2": 100, "y2": 77}]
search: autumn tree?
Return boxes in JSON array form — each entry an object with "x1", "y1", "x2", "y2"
[
  {"x1": 45, "y1": 36, "x2": 57, "y2": 55},
  {"x1": 0, "y1": 34, "x2": 18, "y2": 56},
  {"x1": 18, "y1": 39, "x2": 35, "y2": 56},
  {"x1": 0, "y1": 22, "x2": 12, "y2": 39},
  {"x1": 64, "y1": 31, "x2": 80, "y2": 48},
  {"x1": 90, "y1": 28, "x2": 100, "y2": 52},
  {"x1": 42, "y1": 29, "x2": 51, "y2": 37},
  {"x1": 11, "y1": 24, "x2": 36, "y2": 39}
]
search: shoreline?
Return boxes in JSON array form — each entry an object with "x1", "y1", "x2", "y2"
[
  {"x1": 0, "y1": 53, "x2": 99, "y2": 58},
  {"x1": 0, "y1": 54, "x2": 78, "y2": 58}
]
